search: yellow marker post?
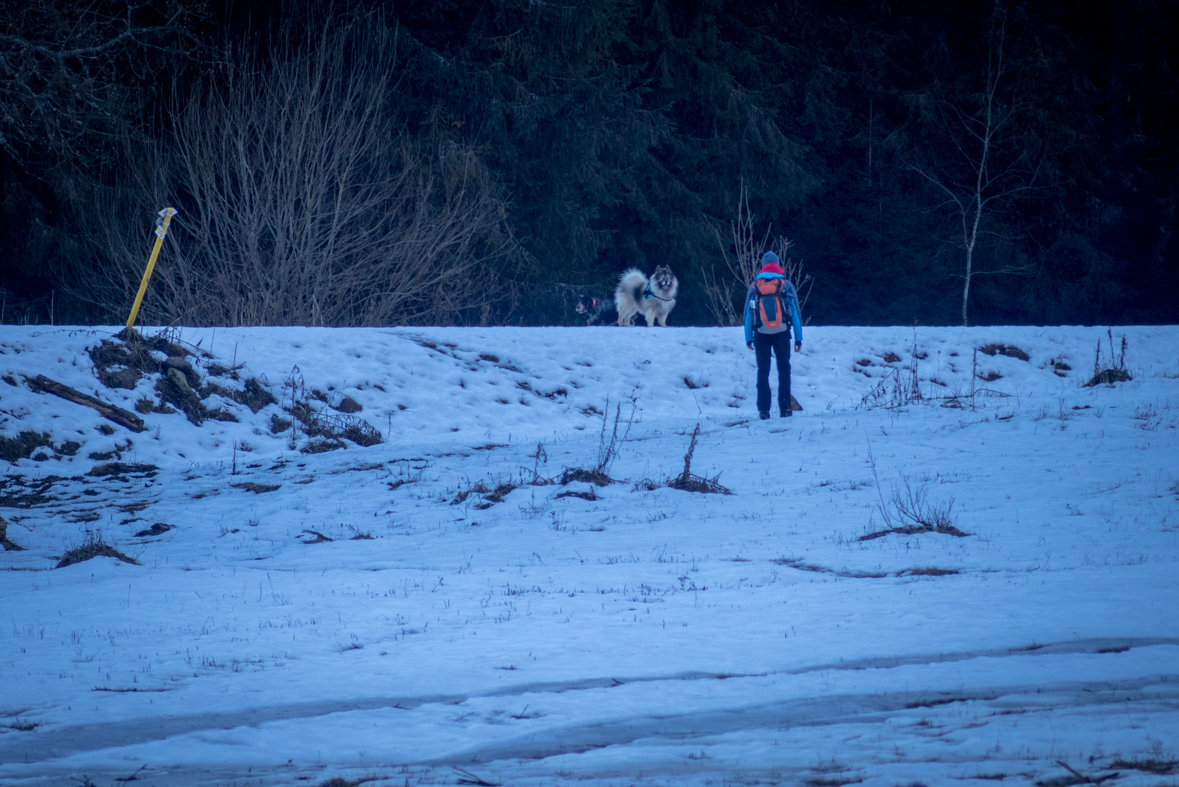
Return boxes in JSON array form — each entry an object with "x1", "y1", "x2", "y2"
[{"x1": 125, "y1": 207, "x2": 178, "y2": 331}]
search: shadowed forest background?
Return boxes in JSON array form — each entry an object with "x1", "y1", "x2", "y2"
[{"x1": 1, "y1": 0, "x2": 1176, "y2": 328}]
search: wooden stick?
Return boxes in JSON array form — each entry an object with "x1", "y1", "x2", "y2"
[{"x1": 27, "y1": 375, "x2": 147, "y2": 433}]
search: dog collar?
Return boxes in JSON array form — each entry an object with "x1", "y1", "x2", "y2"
[{"x1": 643, "y1": 285, "x2": 673, "y2": 302}]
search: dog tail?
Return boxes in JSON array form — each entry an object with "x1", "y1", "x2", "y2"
[{"x1": 615, "y1": 268, "x2": 647, "y2": 306}]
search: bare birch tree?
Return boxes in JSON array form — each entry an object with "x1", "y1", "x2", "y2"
[{"x1": 912, "y1": 8, "x2": 1043, "y2": 326}]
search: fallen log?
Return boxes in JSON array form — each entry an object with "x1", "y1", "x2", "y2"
[{"x1": 27, "y1": 375, "x2": 147, "y2": 433}]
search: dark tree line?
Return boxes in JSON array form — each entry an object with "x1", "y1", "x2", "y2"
[{"x1": 1, "y1": 0, "x2": 1175, "y2": 327}]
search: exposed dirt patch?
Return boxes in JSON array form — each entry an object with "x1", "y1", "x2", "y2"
[
  {"x1": 859, "y1": 522, "x2": 971, "y2": 541},
  {"x1": 805, "y1": 774, "x2": 863, "y2": 786},
  {"x1": 87, "y1": 462, "x2": 158, "y2": 478},
  {"x1": 302, "y1": 439, "x2": 345, "y2": 454},
  {"x1": 157, "y1": 373, "x2": 236, "y2": 425},
  {"x1": 555, "y1": 488, "x2": 600, "y2": 501},
  {"x1": 771, "y1": 557, "x2": 887, "y2": 579},
  {"x1": 231, "y1": 482, "x2": 281, "y2": 494},
  {"x1": 133, "y1": 522, "x2": 175, "y2": 537},
  {"x1": 905, "y1": 696, "x2": 968, "y2": 709},
  {"x1": 897, "y1": 567, "x2": 960, "y2": 577},
  {"x1": 979, "y1": 343, "x2": 1030, "y2": 361}
]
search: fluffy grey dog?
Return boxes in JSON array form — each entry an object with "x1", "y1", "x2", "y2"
[{"x1": 614, "y1": 265, "x2": 679, "y2": 327}]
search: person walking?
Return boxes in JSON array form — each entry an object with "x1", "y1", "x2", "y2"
[{"x1": 743, "y1": 252, "x2": 803, "y2": 419}]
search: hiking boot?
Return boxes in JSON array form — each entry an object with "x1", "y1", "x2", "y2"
[
  {"x1": 780, "y1": 409, "x2": 793, "y2": 418},
  {"x1": 758, "y1": 411, "x2": 770, "y2": 420}
]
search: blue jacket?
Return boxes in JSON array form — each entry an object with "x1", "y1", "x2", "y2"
[{"x1": 743, "y1": 273, "x2": 802, "y2": 344}]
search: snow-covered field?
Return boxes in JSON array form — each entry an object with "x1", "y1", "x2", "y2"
[{"x1": 1, "y1": 324, "x2": 1177, "y2": 787}]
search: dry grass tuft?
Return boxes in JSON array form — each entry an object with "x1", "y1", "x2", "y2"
[{"x1": 57, "y1": 532, "x2": 139, "y2": 568}]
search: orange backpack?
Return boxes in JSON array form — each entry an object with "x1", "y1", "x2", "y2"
[{"x1": 754, "y1": 277, "x2": 790, "y2": 330}]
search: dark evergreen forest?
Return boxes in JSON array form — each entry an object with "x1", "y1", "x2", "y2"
[{"x1": 1, "y1": 0, "x2": 1175, "y2": 327}]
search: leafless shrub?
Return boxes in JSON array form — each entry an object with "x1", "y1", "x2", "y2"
[
  {"x1": 80, "y1": 20, "x2": 513, "y2": 327},
  {"x1": 862, "y1": 445, "x2": 967, "y2": 540},
  {"x1": 703, "y1": 181, "x2": 813, "y2": 326},
  {"x1": 860, "y1": 477, "x2": 966, "y2": 540}
]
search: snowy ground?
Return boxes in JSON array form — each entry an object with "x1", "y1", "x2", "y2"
[{"x1": 1, "y1": 324, "x2": 1177, "y2": 787}]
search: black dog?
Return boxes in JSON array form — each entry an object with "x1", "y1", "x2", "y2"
[{"x1": 575, "y1": 295, "x2": 622, "y2": 326}]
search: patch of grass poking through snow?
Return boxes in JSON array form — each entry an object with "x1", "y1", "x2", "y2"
[
  {"x1": 978, "y1": 343, "x2": 1030, "y2": 361},
  {"x1": 56, "y1": 530, "x2": 139, "y2": 568},
  {"x1": 282, "y1": 366, "x2": 382, "y2": 451},
  {"x1": 453, "y1": 768, "x2": 501, "y2": 787},
  {"x1": 318, "y1": 775, "x2": 383, "y2": 787},
  {"x1": 561, "y1": 398, "x2": 635, "y2": 486},
  {"x1": 1039, "y1": 760, "x2": 1122, "y2": 786},
  {"x1": 1085, "y1": 329, "x2": 1132, "y2": 387},
  {"x1": 230, "y1": 482, "x2": 281, "y2": 494},
  {"x1": 451, "y1": 479, "x2": 519, "y2": 508},
  {"x1": 805, "y1": 775, "x2": 863, "y2": 786},
  {"x1": 0, "y1": 431, "x2": 53, "y2": 463},
  {"x1": 1108, "y1": 757, "x2": 1177, "y2": 775}
]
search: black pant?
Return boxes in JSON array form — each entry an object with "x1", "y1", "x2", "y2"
[{"x1": 754, "y1": 331, "x2": 792, "y2": 415}]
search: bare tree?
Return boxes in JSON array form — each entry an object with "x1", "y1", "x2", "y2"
[
  {"x1": 911, "y1": 8, "x2": 1043, "y2": 326},
  {"x1": 84, "y1": 19, "x2": 512, "y2": 327},
  {"x1": 703, "y1": 181, "x2": 812, "y2": 326},
  {"x1": 0, "y1": 0, "x2": 200, "y2": 162}
]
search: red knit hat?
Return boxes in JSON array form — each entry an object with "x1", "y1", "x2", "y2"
[{"x1": 760, "y1": 262, "x2": 785, "y2": 275}]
